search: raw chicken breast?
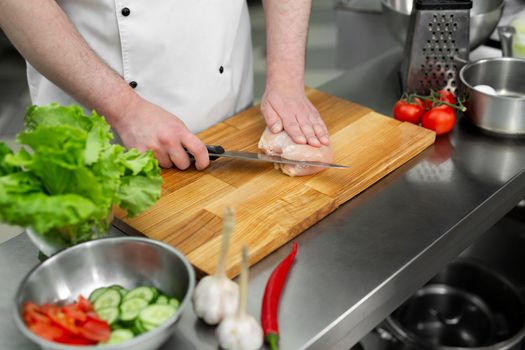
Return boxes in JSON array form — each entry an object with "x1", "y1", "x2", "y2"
[{"x1": 258, "y1": 127, "x2": 333, "y2": 176}]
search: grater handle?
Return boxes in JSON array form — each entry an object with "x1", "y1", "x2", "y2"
[{"x1": 415, "y1": 0, "x2": 472, "y2": 10}]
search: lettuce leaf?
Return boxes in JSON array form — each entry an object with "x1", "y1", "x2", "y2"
[
  {"x1": 0, "y1": 142, "x2": 20, "y2": 176},
  {"x1": 0, "y1": 103, "x2": 162, "y2": 241},
  {"x1": 24, "y1": 103, "x2": 91, "y2": 131},
  {"x1": 0, "y1": 172, "x2": 97, "y2": 235},
  {"x1": 116, "y1": 175, "x2": 162, "y2": 217},
  {"x1": 84, "y1": 112, "x2": 112, "y2": 165}
]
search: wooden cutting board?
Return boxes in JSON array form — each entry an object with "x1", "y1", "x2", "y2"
[{"x1": 115, "y1": 89, "x2": 435, "y2": 277}]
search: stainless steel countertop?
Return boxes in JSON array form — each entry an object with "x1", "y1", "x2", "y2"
[{"x1": 2, "y1": 48, "x2": 525, "y2": 350}]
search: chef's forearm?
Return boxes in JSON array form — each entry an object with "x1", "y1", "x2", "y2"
[
  {"x1": 0, "y1": 0, "x2": 137, "y2": 129},
  {"x1": 262, "y1": 0, "x2": 311, "y2": 91}
]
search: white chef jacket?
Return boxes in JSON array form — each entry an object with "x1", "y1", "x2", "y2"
[{"x1": 26, "y1": 0, "x2": 254, "y2": 133}]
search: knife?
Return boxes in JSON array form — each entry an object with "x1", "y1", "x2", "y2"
[{"x1": 187, "y1": 145, "x2": 350, "y2": 169}]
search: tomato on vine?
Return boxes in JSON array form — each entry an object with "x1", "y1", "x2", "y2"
[
  {"x1": 421, "y1": 105, "x2": 456, "y2": 136},
  {"x1": 392, "y1": 97, "x2": 425, "y2": 124}
]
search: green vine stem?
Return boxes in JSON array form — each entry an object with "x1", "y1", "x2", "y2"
[{"x1": 402, "y1": 90, "x2": 467, "y2": 112}]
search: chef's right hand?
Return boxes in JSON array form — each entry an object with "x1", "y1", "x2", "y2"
[{"x1": 114, "y1": 99, "x2": 210, "y2": 170}]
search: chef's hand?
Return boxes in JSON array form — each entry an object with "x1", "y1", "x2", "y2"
[
  {"x1": 261, "y1": 87, "x2": 329, "y2": 147},
  {"x1": 115, "y1": 99, "x2": 210, "y2": 170}
]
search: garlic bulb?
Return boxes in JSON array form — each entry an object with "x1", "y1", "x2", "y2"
[
  {"x1": 217, "y1": 246, "x2": 263, "y2": 350},
  {"x1": 193, "y1": 275, "x2": 239, "y2": 325},
  {"x1": 193, "y1": 207, "x2": 239, "y2": 325}
]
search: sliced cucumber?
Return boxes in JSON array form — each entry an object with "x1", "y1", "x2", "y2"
[
  {"x1": 109, "y1": 284, "x2": 128, "y2": 297},
  {"x1": 111, "y1": 322, "x2": 124, "y2": 330},
  {"x1": 104, "y1": 328, "x2": 134, "y2": 345},
  {"x1": 88, "y1": 287, "x2": 108, "y2": 303},
  {"x1": 119, "y1": 298, "x2": 149, "y2": 322},
  {"x1": 141, "y1": 320, "x2": 158, "y2": 332},
  {"x1": 139, "y1": 304, "x2": 176, "y2": 327},
  {"x1": 133, "y1": 318, "x2": 147, "y2": 335},
  {"x1": 123, "y1": 286, "x2": 157, "y2": 303},
  {"x1": 96, "y1": 307, "x2": 119, "y2": 325},
  {"x1": 94, "y1": 289, "x2": 121, "y2": 311},
  {"x1": 155, "y1": 295, "x2": 169, "y2": 305},
  {"x1": 168, "y1": 298, "x2": 179, "y2": 309}
]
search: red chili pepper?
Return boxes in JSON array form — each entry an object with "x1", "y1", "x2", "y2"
[{"x1": 261, "y1": 242, "x2": 298, "y2": 350}]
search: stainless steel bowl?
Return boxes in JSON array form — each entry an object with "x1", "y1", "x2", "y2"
[
  {"x1": 13, "y1": 237, "x2": 195, "y2": 350},
  {"x1": 459, "y1": 57, "x2": 525, "y2": 135},
  {"x1": 381, "y1": 0, "x2": 504, "y2": 49}
]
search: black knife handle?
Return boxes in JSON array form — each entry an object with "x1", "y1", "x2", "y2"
[
  {"x1": 185, "y1": 144, "x2": 225, "y2": 161},
  {"x1": 206, "y1": 145, "x2": 225, "y2": 161}
]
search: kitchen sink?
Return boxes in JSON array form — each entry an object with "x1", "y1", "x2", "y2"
[
  {"x1": 460, "y1": 205, "x2": 525, "y2": 290},
  {"x1": 357, "y1": 207, "x2": 525, "y2": 350}
]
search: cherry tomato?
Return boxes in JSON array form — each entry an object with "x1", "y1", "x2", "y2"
[
  {"x1": 393, "y1": 98, "x2": 425, "y2": 124},
  {"x1": 424, "y1": 89, "x2": 457, "y2": 109},
  {"x1": 437, "y1": 89, "x2": 457, "y2": 105},
  {"x1": 421, "y1": 105, "x2": 456, "y2": 136}
]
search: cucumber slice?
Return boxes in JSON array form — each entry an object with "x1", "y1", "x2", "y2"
[
  {"x1": 88, "y1": 287, "x2": 108, "y2": 303},
  {"x1": 94, "y1": 289, "x2": 121, "y2": 311},
  {"x1": 141, "y1": 320, "x2": 158, "y2": 332},
  {"x1": 156, "y1": 295, "x2": 169, "y2": 305},
  {"x1": 109, "y1": 284, "x2": 128, "y2": 297},
  {"x1": 119, "y1": 298, "x2": 149, "y2": 322},
  {"x1": 139, "y1": 304, "x2": 176, "y2": 327},
  {"x1": 111, "y1": 322, "x2": 124, "y2": 330},
  {"x1": 104, "y1": 329, "x2": 134, "y2": 345},
  {"x1": 123, "y1": 286, "x2": 157, "y2": 303},
  {"x1": 168, "y1": 298, "x2": 179, "y2": 309},
  {"x1": 96, "y1": 307, "x2": 119, "y2": 325},
  {"x1": 133, "y1": 318, "x2": 147, "y2": 335}
]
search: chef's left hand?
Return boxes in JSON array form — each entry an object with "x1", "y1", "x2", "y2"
[{"x1": 261, "y1": 87, "x2": 329, "y2": 147}]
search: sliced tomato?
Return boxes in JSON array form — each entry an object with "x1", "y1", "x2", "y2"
[
  {"x1": 77, "y1": 295, "x2": 93, "y2": 313},
  {"x1": 23, "y1": 303, "x2": 45, "y2": 324},
  {"x1": 24, "y1": 310, "x2": 52, "y2": 325},
  {"x1": 45, "y1": 307, "x2": 80, "y2": 335},
  {"x1": 62, "y1": 304, "x2": 87, "y2": 323},
  {"x1": 58, "y1": 333, "x2": 97, "y2": 345},
  {"x1": 78, "y1": 317, "x2": 111, "y2": 342},
  {"x1": 24, "y1": 296, "x2": 110, "y2": 345},
  {"x1": 23, "y1": 302, "x2": 40, "y2": 314},
  {"x1": 29, "y1": 322, "x2": 69, "y2": 342},
  {"x1": 39, "y1": 304, "x2": 56, "y2": 316},
  {"x1": 86, "y1": 311, "x2": 100, "y2": 319}
]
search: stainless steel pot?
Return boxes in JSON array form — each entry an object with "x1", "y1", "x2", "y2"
[
  {"x1": 459, "y1": 27, "x2": 525, "y2": 136},
  {"x1": 380, "y1": 0, "x2": 504, "y2": 50},
  {"x1": 376, "y1": 260, "x2": 525, "y2": 350}
]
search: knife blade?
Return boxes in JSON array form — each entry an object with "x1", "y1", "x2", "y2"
[{"x1": 193, "y1": 145, "x2": 350, "y2": 169}]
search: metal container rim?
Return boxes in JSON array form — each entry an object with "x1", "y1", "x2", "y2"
[
  {"x1": 12, "y1": 236, "x2": 196, "y2": 350},
  {"x1": 459, "y1": 57, "x2": 525, "y2": 101}
]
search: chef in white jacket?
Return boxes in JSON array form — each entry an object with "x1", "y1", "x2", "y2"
[{"x1": 0, "y1": 0, "x2": 329, "y2": 170}]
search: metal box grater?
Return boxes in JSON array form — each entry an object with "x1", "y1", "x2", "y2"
[{"x1": 400, "y1": 0, "x2": 473, "y2": 95}]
